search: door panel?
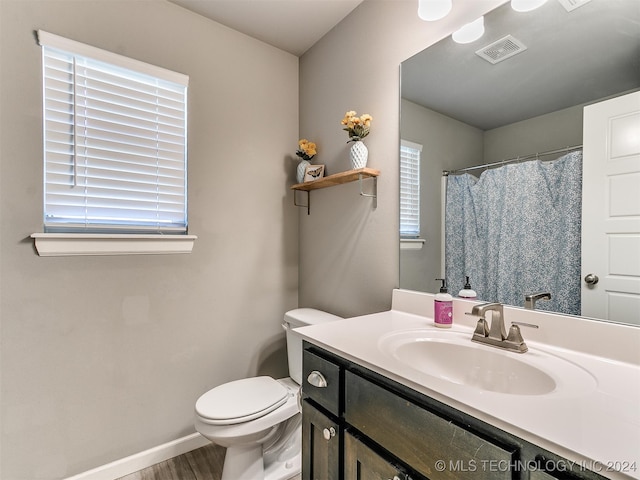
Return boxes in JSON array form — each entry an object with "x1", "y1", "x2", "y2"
[{"x1": 582, "y1": 91, "x2": 640, "y2": 324}]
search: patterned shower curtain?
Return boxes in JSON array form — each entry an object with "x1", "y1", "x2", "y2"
[{"x1": 445, "y1": 151, "x2": 582, "y2": 315}]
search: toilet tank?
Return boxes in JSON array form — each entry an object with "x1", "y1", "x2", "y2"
[{"x1": 283, "y1": 308, "x2": 342, "y2": 385}]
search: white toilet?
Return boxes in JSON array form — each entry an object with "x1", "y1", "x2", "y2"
[{"x1": 194, "y1": 308, "x2": 342, "y2": 480}]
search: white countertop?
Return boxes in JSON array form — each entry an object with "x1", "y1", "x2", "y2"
[{"x1": 296, "y1": 290, "x2": 640, "y2": 480}]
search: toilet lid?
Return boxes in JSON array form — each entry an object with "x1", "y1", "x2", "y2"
[{"x1": 195, "y1": 376, "x2": 290, "y2": 425}]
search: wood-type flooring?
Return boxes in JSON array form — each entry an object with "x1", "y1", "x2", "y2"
[
  {"x1": 117, "y1": 444, "x2": 224, "y2": 480},
  {"x1": 116, "y1": 443, "x2": 301, "y2": 480}
]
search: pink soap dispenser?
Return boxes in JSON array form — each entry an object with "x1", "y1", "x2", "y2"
[{"x1": 434, "y1": 278, "x2": 453, "y2": 328}]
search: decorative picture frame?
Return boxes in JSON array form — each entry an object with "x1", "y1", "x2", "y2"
[{"x1": 304, "y1": 164, "x2": 325, "y2": 182}]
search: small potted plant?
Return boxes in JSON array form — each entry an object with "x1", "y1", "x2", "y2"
[
  {"x1": 295, "y1": 139, "x2": 317, "y2": 183},
  {"x1": 341, "y1": 111, "x2": 372, "y2": 169}
]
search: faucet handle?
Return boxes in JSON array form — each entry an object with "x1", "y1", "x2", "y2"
[
  {"x1": 473, "y1": 318, "x2": 489, "y2": 337},
  {"x1": 506, "y1": 324, "x2": 528, "y2": 353},
  {"x1": 506, "y1": 324, "x2": 524, "y2": 344}
]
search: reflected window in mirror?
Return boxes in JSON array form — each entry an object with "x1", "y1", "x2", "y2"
[{"x1": 400, "y1": 140, "x2": 422, "y2": 239}]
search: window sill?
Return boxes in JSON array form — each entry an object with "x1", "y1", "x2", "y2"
[
  {"x1": 400, "y1": 238, "x2": 426, "y2": 251},
  {"x1": 30, "y1": 233, "x2": 197, "y2": 257}
]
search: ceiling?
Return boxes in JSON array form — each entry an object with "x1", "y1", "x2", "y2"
[
  {"x1": 166, "y1": 0, "x2": 640, "y2": 128},
  {"x1": 401, "y1": 0, "x2": 640, "y2": 130},
  {"x1": 167, "y1": 0, "x2": 364, "y2": 56}
]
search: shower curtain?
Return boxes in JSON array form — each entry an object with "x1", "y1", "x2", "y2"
[{"x1": 445, "y1": 151, "x2": 582, "y2": 315}]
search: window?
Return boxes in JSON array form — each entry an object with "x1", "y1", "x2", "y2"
[
  {"x1": 400, "y1": 140, "x2": 422, "y2": 237},
  {"x1": 38, "y1": 31, "x2": 189, "y2": 234}
]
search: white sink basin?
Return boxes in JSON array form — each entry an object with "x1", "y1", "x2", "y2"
[{"x1": 378, "y1": 329, "x2": 597, "y2": 396}]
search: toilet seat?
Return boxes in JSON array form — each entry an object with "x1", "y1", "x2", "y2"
[{"x1": 196, "y1": 376, "x2": 291, "y2": 425}]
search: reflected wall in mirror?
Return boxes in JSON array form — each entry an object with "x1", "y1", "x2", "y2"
[{"x1": 399, "y1": 0, "x2": 640, "y2": 326}]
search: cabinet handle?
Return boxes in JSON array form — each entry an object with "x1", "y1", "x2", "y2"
[
  {"x1": 307, "y1": 370, "x2": 328, "y2": 388},
  {"x1": 322, "y1": 426, "x2": 336, "y2": 440}
]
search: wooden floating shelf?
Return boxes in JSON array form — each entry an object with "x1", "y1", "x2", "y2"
[
  {"x1": 290, "y1": 167, "x2": 380, "y2": 215},
  {"x1": 291, "y1": 167, "x2": 380, "y2": 192}
]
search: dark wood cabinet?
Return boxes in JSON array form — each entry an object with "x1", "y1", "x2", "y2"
[
  {"x1": 345, "y1": 370, "x2": 514, "y2": 480},
  {"x1": 302, "y1": 391, "x2": 341, "y2": 480},
  {"x1": 301, "y1": 342, "x2": 607, "y2": 480},
  {"x1": 530, "y1": 471, "x2": 562, "y2": 480},
  {"x1": 302, "y1": 349, "x2": 341, "y2": 416},
  {"x1": 344, "y1": 432, "x2": 410, "y2": 480}
]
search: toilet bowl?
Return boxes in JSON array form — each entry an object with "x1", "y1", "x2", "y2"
[
  {"x1": 194, "y1": 377, "x2": 301, "y2": 480},
  {"x1": 194, "y1": 308, "x2": 341, "y2": 480}
]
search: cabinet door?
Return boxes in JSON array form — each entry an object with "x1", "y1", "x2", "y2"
[
  {"x1": 302, "y1": 400, "x2": 340, "y2": 480},
  {"x1": 303, "y1": 349, "x2": 341, "y2": 416},
  {"x1": 345, "y1": 431, "x2": 411, "y2": 480},
  {"x1": 345, "y1": 371, "x2": 515, "y2": 480}
]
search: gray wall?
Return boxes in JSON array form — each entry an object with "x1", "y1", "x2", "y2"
[
  {"x1": 400, "y1": 99, "x2": 483, "y2": 292},
  {"x1": 0, "y1": 1, "x2": 299, "y2": 478},
  {"x1": 483, "y1": 103, "x2": 584, "y2": 162},
  {"x1": 298, "y1": 0, "x2": 504, "y2": 317},
  {"x1": 483, "y1": 91, "x2": 640, "y2": 162}
]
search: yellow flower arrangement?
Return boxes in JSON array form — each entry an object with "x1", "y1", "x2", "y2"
[
  {"x1": 341, "y1": 110, "x2": 372, "y2": 142},
  {"x1": 296, "y1": 139, "x2": 317, "y2": 161}
]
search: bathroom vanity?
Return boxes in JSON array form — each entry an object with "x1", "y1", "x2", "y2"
[{"x1": 297, "y1": 290, "x2": 640, "y2": 480}]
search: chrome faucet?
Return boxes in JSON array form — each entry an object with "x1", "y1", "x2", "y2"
[
  {"x1": 468, "y1": 302, "x2": 528, "y2": 353},
  {"x1": 525, "y1": 292, "x2": 551, "y2": 310}
]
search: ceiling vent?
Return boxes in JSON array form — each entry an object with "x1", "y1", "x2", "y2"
[
  {"x1": 557, "y1": 0, "x2": 593, "y2": 12},
  {"x1": 476, "y1": 35, "x2": 527, "y2": 64}
]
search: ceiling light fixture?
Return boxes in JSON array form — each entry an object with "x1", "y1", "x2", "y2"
[
  {"x1": 417, "y1": 0, "x2": 453, "y2": 21},
  {"x1": 511, "y1": 0, "x2": 548, "y2": 12},
  {"x1": 452, "y1": 16, "x2": 485, "y2": 44}
]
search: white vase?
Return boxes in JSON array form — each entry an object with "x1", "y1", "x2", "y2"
[
  {"x1": 349, "y1": 141, "x2": 368, "y2": 169},
  {"x1": 296, "y1": 159, "x2": 310, "y2": 183}
]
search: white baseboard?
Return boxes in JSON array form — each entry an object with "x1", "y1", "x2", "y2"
[{"x1": 64, "y1": 433, "x2": 211, "y2": 480}]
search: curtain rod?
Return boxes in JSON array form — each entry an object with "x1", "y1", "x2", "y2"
[{"x1": 443, "y1": 144, "x2": 583, "y2": 176}]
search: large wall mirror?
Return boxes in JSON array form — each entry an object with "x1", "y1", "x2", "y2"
[{"x1": 399, "y1": 0, "x2": 640, "y2": 325}]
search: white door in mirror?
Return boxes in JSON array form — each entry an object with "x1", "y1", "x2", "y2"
[{"x1": 582, "y1": 91, "x2": 640, "y2": 325}]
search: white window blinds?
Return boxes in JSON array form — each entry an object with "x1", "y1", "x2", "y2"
[
  {"x1": 38, "y1": 31, "x2": 189, "y2": 233},
  {"x1": 400, "y1": 140, "x2": 422, "y2": 237}
]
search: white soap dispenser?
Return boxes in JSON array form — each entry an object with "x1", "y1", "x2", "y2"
[
  {"x1": 434, "y1": 278, "x2": 453, "y2": 328},
  {"x1": 458, "y1": 276, "x2": 477, "y2": 300}
]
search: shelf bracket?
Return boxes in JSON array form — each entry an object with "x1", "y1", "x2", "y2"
[
  {"x1": 293, "y1": 189, "x2": 311, "y2": 215},
  {"x1": 359, "y1": 174, "x2": 377, "y2": 209}
]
